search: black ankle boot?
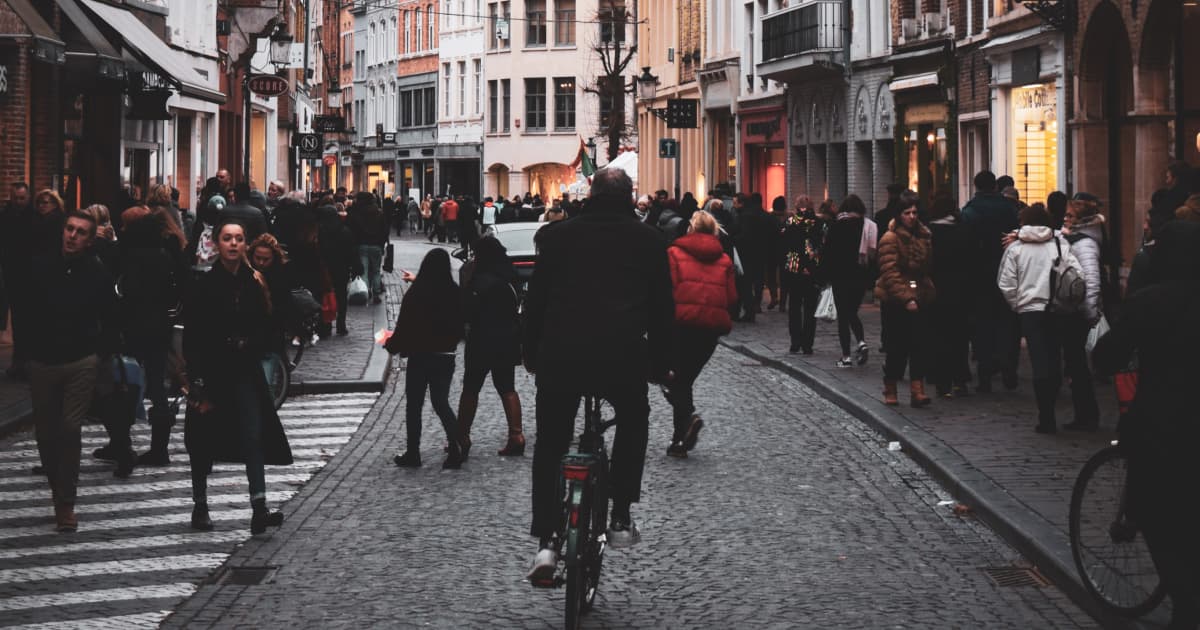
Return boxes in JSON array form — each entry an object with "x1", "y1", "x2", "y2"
[
  {"x1": 191, "y1": 504, "x2": 213, "y2": 531},
  {"x1": 250, "y1": 498, "x2": 283, "y2": 534}
]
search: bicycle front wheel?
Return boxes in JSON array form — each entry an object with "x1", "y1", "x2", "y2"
[{"x1": 1068, "y1": 445, "x2": 1166, "y2": 617}]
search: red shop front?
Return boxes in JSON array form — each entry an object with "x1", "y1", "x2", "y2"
[{"x1": 739, "y1": 105, "x2": 788, "y2": 202}]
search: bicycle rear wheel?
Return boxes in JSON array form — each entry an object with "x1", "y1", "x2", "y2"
[
  {"x1": 262, "y1": 353, "x2": 290, "y2": 410},
  {"x1": 1068, "y1": 445, "x2": 1166, "y2": 617},
  {"x1": 564, "y1": 480, "x2": 589, "y2": 630}
]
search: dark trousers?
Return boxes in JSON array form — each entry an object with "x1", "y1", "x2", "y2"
[
  {"x1": 832, "y1": 281, "x2": 865, "y2": 356},
  {"x1": 189, "y1": 379, "x2": 267, "y2": 504},
  {"x1": 127, "y1": 334, "x2": 170, "y2": 414},
  {"x1": 1020, "y1": 311, "x2": 1062, "y2": 426},
  {"x1": 5, "y1": 295, "x2": 25, "y2": 365},
  {"x1": 972, "y1": 292, "x2": 1020, "y2": 384},
  {"x1": 929, "y1": 300, "x2": 972, "y2": 389},
  {"x1": 664, "y1": 327, "x2": 718, "y2": 442},
  {"x1": 530, "y1": 379, "x2": 649, "y2": 538},
  {"x1": 737, "y1": 264, "x2": 764, "y2": 319},
  {"x1": 783, "y1": 274, "x2": 818, "y2": 351},
  {"x1": 404, "y1": 352, "x2": 459, "y2": 450},
  {"x1": 1129, "y1": 455, "x2": 1200, "y2": 629},
  {"x1": 1059, "y1": 313, "x2": 1100, "y2": 425},
  {"x1": 334, "y1": 280, "x2": 349, "y2": 330},
  {"x1": 29, "y1": 355, "x2": 98, "y2": 505},
  {"x1": 881, "y1": 303, "x2": 929, "y2": 381}
]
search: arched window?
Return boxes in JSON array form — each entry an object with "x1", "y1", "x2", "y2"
[
  {"x1": 403, "y1": 10, "x2": 411, "y2": 54},
  {"x1": 390, "y1": 17, "x2": 397, "y2": 58},
  {"x1": 389, "y1": 83, "x2": 398, "y2": 130},
  {"x1": 427, "y1": 5, "x2": 435, "y2": 49},
  {"x1": 416, "y1": 9, "x2": 423, "y2": 50},
  {"x1": 368, "y1": 23, "x2": 376, "y2": 65}
]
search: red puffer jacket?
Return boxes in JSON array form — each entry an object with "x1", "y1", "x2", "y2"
[{"x1": 668, "y1": 232, "x2": 738, "y2": 334}]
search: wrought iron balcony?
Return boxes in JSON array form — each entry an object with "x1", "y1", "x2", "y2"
[{"x1": 758, "y1": 0, "x2": 844, "y2": 82}]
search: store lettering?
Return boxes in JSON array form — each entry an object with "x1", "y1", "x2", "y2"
[{"x1": 747, "y1": 118, "x2": 781, "y2": 138}]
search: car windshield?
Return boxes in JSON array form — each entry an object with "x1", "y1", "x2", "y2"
[{"x1": 492, "y1": 226, "x2": 541, "y2": 256}]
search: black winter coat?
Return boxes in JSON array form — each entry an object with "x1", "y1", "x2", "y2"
[
  {"x1": 960, "y1": 192, "x2": 1018, "y2": 292},
  {"x1": 463, "y1": 262, "x2": 520, "y2": 365},
  {"x1": 183, "y1": 263, "x2": 293, "y2": 465},
  {"x1": 823, "y1": 214, "x2": 867, "y2": 289},
  {"x1": 26, "y1": 250, "x2": 119, "y2": 364},
  {"x1": 116, "y1": 225, "x2": 185, "y2": 345},
  {"x1": 735, "y1": 206, "x2": 774, "y2": 274},
  {"x1": 348, "y1": 205, "x2": 389, "y2": 247},
  {"x1": 218, "y1": 202, "x2": 270, "y2": 242},
  {"x1": 523, "y1": 210, "x2": 674, "y2": 388},
  {"x1": 928, "y1": 218, "x2": 973, "y2": 309},
  {"x1": 317, "y1": 206, "x2": 360, "y2": 284}
]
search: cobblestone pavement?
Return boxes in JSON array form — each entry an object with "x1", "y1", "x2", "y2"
[
  {"x1": 0, "y1": 392, "x2": 379, "y2": 628},
  {"x1": 161, "y1": 238, "x2": 1097, "y2": 629}
]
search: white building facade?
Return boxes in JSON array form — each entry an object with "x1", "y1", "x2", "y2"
[{"x1": 436, "y1": 0, "x2": 485, "y2": 199}]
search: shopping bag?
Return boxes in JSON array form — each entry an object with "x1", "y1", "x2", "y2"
[
  {"x1": 731, "y1": 246, "x2": 744, "y2": 277},
  {"x1": 815, "y1": 286, "x2": 838, "y2": 322},
  {"x1": 321, "y1": 291, "x2": 338, "y2": 324},
  {"x1": 382, "y1": 243, "x2": 395, "y2": 273},
  {"x1": 1086, "y1": 315, "x2": 1110, "y2": 355},
  {"x1": 91, "y1": 355, "x2": 145, "y2": 427},
  {"x1": 347, "y1": 276, "x2": 369, "y2": 305}
]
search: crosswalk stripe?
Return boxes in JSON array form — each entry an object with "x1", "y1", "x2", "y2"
[
  {"x1": 12, "y1": 425, "x2": 359, "y2": 450},
  {"x1": 0, "y1": 583, "x2": 198, "y2": 612},
  {"x1": 3, "y1": 611, "x2": 170, "y2": 629},
  {"x1": 0, "y1": 531, "x2": 248, "y2": 561},
  {"x1": 0, "y1": 461, "x2": 325, "y2": 487},
  {"x1": 0, "y1": 508, "x2": 280, "y2": 542},
  {"x1": 0, "y1": 473, "x2": 313, "y2": 504},
  {"x1": 0, "y1": 491, "x2": 298, "y2": 521},
  {"x1": 77, "y1": 415, "x2": 367, "y2": 435},
  {"x1": 0, "y1": 444, "x2": 343, "y2": 462},
  {"x1": 0, "y1": 553, "x2": 228, "y2": 585}
]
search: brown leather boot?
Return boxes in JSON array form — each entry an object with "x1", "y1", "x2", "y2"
[
  {"x1": 910, "y1": 379, "x2": 932, "y2": 408},
  {"x1": 882, "y1": 380, "x2": 899, "y2": 406},
  {"x1": 54, "y1": 502, "x2": 78, "y2": 533},
  {"x1": 498, "y1": 391, "x2": 525, "y2": 456}
]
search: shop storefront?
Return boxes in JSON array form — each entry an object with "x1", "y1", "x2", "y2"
[
  {"x1": 698, "y1": 60, "x2": 740, "y2": 193},
  {"x1": 890, "y1": 68, "x2": 953, "y2": 206},
  {"x1": 738, "y1": 104, "x2": 788, "y2": 202},
  {"x1": 985, "y1": 32, "x2": 1066, "y2": 208}
]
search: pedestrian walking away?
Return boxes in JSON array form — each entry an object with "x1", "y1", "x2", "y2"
[
  {"x1": 779, "y1": 195, "x2": 826, "y2": 354},
  {"x1": 25, "y1": 210, "x2": 120, "y2": 532},
  {"x1": 522, "y1": 168, "x2": 674, "y2": 580},
  {"x1": 875, "y1": 202, "x2": 936, "y2": 407},
  {"x1": 1056, "y1": 198, "x2": 1105, "y2": 431},
  {"x1": 927, "y1": 194, "x2": 974, "y2": 398},
  {"x1": 385, "y1": 248, "x2": 467, "y2": 469},
  {"x1": 823, "y1": 195, "x2": 871, "y2": 367},
  {"x1": 961, "y1": 170, "x2": 1020, "y2": 392},
  {"x1": 662, "y1": 210, "x2": 737, "y2": 458},
  {"x1": 457, "y1": 235, "x2": 525, "y2": 457},
  {"x1": 183, "y1": 220, "x2": 293, "y2": 534}
]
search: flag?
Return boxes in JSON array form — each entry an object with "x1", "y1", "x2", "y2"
[{"x1": 580, "y1": 149, "x2": 597, "y2": 178}]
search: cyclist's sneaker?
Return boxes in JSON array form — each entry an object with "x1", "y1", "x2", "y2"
[
  {"x1": 855, "y1": 341, "x2": 870, "y2": 365},
  {"x1": 835, "y1": 357, "x2": 855, "y2": 368},
  {"x1": 526, "y1": 548, "x2": 558, "y2": 585},
  {"x1": 683, "y1": 415, "x2": 704, "y2": 451},
  {"x1": 666, "y1": 442, "x2": 687, "y2": 458},
  {"x1": 607, "y1": 518, "x2": 641, "y2": 548}
]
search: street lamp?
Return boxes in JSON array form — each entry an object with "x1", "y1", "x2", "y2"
[
  {"x1": 269, "y1": 33, "x2": 294, "y2": 67},
  {"x1": 586, "y1": 137, "x2": 597, "y2": 162},
  {"x1": 636, "y1": 67, "x2": 659, "y2": 101},
  {"x1": 327, "y1": 86, "x2": 343, "y2": 110}
]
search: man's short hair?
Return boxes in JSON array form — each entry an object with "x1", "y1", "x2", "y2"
[
  {"x1": 234, "y1": 182, "x2": 252, "y2": 201},
  {"x1": 66, "y1": 210, "x2": 98, "y2": 237},
  {"x1": 996, "y1": 175, "x2": 1015, "y2": 190},
  {"x1": 590, "y1": 168, "x2": 634, "y2": 207},
  {"x1": 1019, "y1": 204, "x2": 1051, "y2": 227},
  {"x1": 973, "y1": 170, "x2": 997, "y2": 193},
  {"x1": 1001, "y1": 186, "x2": 1020, "y2": 200}
]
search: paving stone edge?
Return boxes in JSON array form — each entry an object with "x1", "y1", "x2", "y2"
[{"x1": 720, "y1": 339, "x2": 1144, "y2": 630}]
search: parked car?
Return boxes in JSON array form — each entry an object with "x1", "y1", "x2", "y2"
[{"x1": 452, "y1": 222, "x2": 546, "y2": 299}]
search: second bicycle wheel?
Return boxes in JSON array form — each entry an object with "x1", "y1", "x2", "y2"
[
  {"x1": 262, "y1": 353, "x2": 290, "y2": 410},
  {"x1": 1068, "y1": 445, "x2": 1166, "y2": 617}
]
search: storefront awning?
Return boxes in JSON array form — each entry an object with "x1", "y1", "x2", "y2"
[
  {"x1": 2, "y1": 0, "x2": 66, "y2": 64},
  {"x1": 79, "y1": 0, "x2": 225, "y2": 104},
  {"x1": 889, "y1": 72, "x2": 940, "y2": 93},
  {"x1": 55, "y1": 0, "x2": 123, "y2": 79}
]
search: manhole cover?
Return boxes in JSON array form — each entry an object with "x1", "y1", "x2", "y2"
[
  {"x1": 982, "y1": 566, "x2": 1049, "y2": 588},
  {"x1": 207, "y1": 566, "x2": 279, "y2": 586}
]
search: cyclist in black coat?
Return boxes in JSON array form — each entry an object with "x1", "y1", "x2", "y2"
[
  {"x1": 523, "y1": 168, "x2": 674, "y2": 580},
  {"x1": 1092, "y1": 220, "x2": 1200, "y2": 630}
]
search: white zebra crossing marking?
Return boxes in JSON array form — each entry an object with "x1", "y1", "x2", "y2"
[
  {"x1": 0, "y1": 583, "x2": 197, "y2": 612},
  {"x1": 0, "y1": 505, "x2": 293, "y2": 542},
  {"x1": 0, "y1": 491, "x2": 298, "y2": 521},
  {"x1": 3, "y1": 611, "x2": 170, "y2": 629},
  {"x1": 0, "y1": 553, "x2": 228, "y2": 585},
  {"x1": 0, "y1": 473, "x2": 314, "y2": 504},
  {"x1": 0, "y1": 531, "x2": 248, "y2": 561},
  {"x1": 12, "y1": 425, "x2": 359, "y2": 450},
  {"x1": 0, "y1": 462, "x2": 325, "y2": 487}
]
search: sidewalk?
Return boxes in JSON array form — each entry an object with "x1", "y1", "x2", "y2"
[
  {"x1": 0, "y1": 273, "x2": 394, "y2": 437},
  {"x1": 722, "y1": 303, "x2": 1168, "y2": 628}
]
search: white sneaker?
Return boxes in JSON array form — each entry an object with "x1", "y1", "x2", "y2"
[
  {"x1": 526, "y1": 548, "x2": 558, "y2": 584},
  {"x1": 835, "y1": 357, "x2": 854, "y2": 368},
  {"x1": 607, "y1": 518, "x2": 641, "y2": 548},
  {"x1": 856, "y1": 341, "x2": 870, "y2": 365}
]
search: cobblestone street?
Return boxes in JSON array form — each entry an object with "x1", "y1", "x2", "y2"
[{"x1": 158, "y1": 238, "x2": 1097, "y2": 629}]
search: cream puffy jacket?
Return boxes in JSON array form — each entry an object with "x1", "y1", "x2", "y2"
[{"x1": 997, "y1": 226, "x2": 1084, "y2": 314}]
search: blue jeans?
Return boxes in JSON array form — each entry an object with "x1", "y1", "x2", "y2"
[{"x1": 359, "y1": 245, "x2": 384, "y2": 298}]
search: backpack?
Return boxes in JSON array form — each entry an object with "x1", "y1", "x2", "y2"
[{"x1": 1048, "y1": 237, "x2": 1086, "y2": 312}]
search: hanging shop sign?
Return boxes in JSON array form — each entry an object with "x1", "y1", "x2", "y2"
[{"x1": 247, "y1": 74, "x2": 289, "y2": 97}]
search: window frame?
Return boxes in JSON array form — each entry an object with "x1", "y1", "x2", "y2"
[
  {"x1": 553, "y1": 76, "x2": 575, "y2": 131},
  {"x1": 524, "y1": 77, "x2": 547, "y2": 131}
]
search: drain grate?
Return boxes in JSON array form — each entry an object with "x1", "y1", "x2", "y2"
[
  {"x1": 982, "y1": 566, "x2": 1049, "y2": 588},
  {"x1": 207, "y1": 565, "x2": 279, "y2": 586}
]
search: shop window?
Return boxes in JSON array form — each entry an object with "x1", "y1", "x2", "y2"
[{"x1": 1011, "y1": 83, "x2": 1057, "y2": 204}]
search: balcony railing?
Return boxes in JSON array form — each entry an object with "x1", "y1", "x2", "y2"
[{"x1": 761, "y1": 0, "x2": 843, "y2": 64}]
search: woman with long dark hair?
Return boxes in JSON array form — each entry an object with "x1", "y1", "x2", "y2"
[
  {"x1": 823, "y1": 195, "x2": 871, "y2": 367},
  {"x1": 184, "y1": 220, "x2": 293, "y2": 533},
  {"x1": 875, "y1": 200, "x2": 936, "y2": 407},
  {"x1": 458, "y1": 236, "x2": 525, "y2": 456},
  {"x1": 385, "y1": 248, "x2": 467, "y2": 469}
]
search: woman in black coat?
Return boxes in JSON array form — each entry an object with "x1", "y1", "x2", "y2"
[
  {"x1": 457, "y1": 236, "x2": 524, "y2": 456},
  {"x1": 823, "y1": 195, "x2": 870, "y2": 367},
  {"x1": 184, "y1": 220, "x2": 293, "y2": 534},
  {"x1": 927, "y1": 194, "x2": 974, "y2": 397},
  {"x1": 1092, "y1": 220, "x2": 1200, "y2": 630},
  {"x1": 384, "y1": 248, "x2": 466, "y2": 469},
  {"x1": 316, "y1": 202, "x2": 360, "y2": 336}
]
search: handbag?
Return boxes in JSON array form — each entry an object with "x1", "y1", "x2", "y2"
[
  {"x1": 382, "y1": 243, "x2": 395, "y2": 273},
  {"x1": 1114, "y1": 354, "x2": 1139, "y2": 417},
  {"x1": 321, "y1": 291, "x2": 338, "y2": 324},
  {"x1": 815, "y1": 286, "x2": 838, "y2": 322},
  {"x1": 1085, "y1": 314, "x2": 1110, "y2": 355},
  {"x1": 347, "y1": 276, "x2": 369, "y2": 305}
]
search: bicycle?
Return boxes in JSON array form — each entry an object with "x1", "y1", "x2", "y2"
[
  {"x1": 1068, "y1": 440, "x2": 1166, "y2": 617},
  {"x1": 263, "y1": 313, "x2": 319, "y2": 410},
  {"x1": 529, "y1": 395, "x2": 616, "y2": 630}
]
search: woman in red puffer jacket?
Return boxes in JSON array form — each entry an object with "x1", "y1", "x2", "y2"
[{"x1": 664, "y1": 209, "x2": 739, "y2": 458}]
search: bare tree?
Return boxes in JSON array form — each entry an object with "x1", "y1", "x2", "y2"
[{"x1": 583, "y1": 0, "x2": 637, "y2": 162}]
